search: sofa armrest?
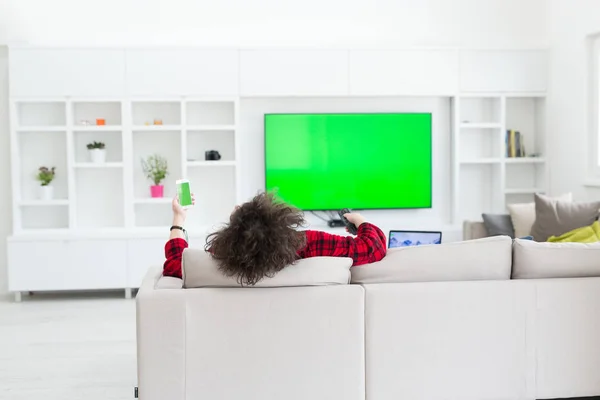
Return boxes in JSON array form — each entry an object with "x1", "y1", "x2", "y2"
[
  {"x1": 136, "y1": 268, "x2": 186, "y2": 400},
  {"x1": 463, "y1": 220, "x2": 488, "y2": 241}
]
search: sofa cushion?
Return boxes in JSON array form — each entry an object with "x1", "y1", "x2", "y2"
[
  {"x1": 482, "y1": 213, "x2": 515, "y2": 237},
  {"x1": 512, "y1": 238, "x2": 600, "y2": 279},
  {"x1": 530, "y1": 193, "x2": 600, "y2": 242},
  {"x1": 182, "y1": 248, "x2": 352, "y2": 288},
  {"x1": 350, "y1": 236, "x2": 512, "y2": 284},
  {"x1": 507, "y1": 193, "x2": 572, "y2": 238}
]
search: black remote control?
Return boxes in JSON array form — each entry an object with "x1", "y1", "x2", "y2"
[{"x1": 338, "y1": 208, "x2": 358, "y2": 235}]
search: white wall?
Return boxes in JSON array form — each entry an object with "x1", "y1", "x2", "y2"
[
  {"x1": 0, "y1": 47, "x2": 10, "y2": 296},
  {"x1": 240, "y1": 97, "x2": 451, "y2": 233},
  {"x1": 546, "y1": 0, "x2": 600, "y2": 200},
  {"x1": 0, "y1": 0, "x2": 548, "y2": 48}
]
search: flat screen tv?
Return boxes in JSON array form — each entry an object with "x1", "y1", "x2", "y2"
[{"x1": 264, "y1": 113, "x2": 432, "y2": 210}]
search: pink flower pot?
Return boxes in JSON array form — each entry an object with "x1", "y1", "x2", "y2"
[{"x1": 150, "y1": 185, "x2": 164, "y2": 198}]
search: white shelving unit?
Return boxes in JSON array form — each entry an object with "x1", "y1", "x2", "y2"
[
  {"x1": 452, "y1": 94, "x2": 547, "y2": 221},
  {"x1": 9, "y1": 98, "x2": 240, "y2": 234}
]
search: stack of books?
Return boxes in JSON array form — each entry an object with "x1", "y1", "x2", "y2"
[{"x1": 506, "y1": 130, "x2": 526, "y2": 158}]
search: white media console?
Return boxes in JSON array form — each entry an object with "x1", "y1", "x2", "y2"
[{"x1": 6, "y1": 47, "x2": 548, "y2": 300}]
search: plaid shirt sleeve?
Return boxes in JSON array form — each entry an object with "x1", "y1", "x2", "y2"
[
  {"x1": 297, "y1": 222, "x2": 387, "y2": 266},
  {"x1": 163, "y1": 238, "x2": 189, "y2": 278}
]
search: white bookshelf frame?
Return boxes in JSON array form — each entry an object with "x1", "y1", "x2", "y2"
[
  {"x1": 9, "y1": 97, "x2": 240, "y2": 234},
  {"x1": 452, "y1": 93, "x2": 548, "y2": 222}
]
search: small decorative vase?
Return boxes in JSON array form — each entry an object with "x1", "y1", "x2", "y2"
[
  {"x1": 150, "y1": 185, "x2": 164, "y2": 198},
  {"x1": 40, "y1": 185, "x2": 53, "y2": 201},
  {"x1": 89, "y1": 149, "x2": 106, "y2": 164}
]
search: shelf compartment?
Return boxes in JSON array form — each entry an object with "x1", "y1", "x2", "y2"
[
  {"x1": 186, "y1": 101, "x2": 235, "y2": 126},
  {"x1": 72, "y1": 101, "x2": 122, "y2": 126},
  {"x1": 20, "y1": 200, "x2": 70, "y2": 206},
  {"x1": 505, "y1": 97, "x2": 545, "y2": 158},
  {"x1": 73, "y1": 162, "x2": 124, "y2": 168},
  {"x1": 134, "y1": 204, "x2": 172, "y2": 228},
  {"x1": 504, "y1": 188, "x2": 545, "y2": 195},
  {"x1": 75, "y1": 168, "x2": 125, "y2": 229},
  {"x1": 460, "y1": 159, "x2": 502, "y2": 164},
  {"x1": 17, "y1": 101, "x2": 66, "y2": 127},
  {"x1": 133, "y1": 198, "x2": 172, "y2": 204},
  {"x1": 132, "y1": 125, "x2": 182, "y2": 131},
  {"x1": 504, "y1": 157, "x2": 545, "y2": 164},
  {"x1": 459, "y1": 163, "x2": 503, "y2": 221},
  {"x1": 133, "y1": 130, "x2": 182, "y2": 200},
  {"x1": 505, "y1": 163, "x2": 546, "y2": 195},
  {"x1": 187, "y1": 166, "x2": 236, "y2": 228},
  {"x1": 73, "y1": 130, "x2": 123, "y2": 163},
  {"x1": 188, "y1": 161, "x2": 237, "y2": 167},
  {"x1": 459, "y1": 129, "x2": 502, "y2": 161},
  {"x1": 18, "y1": 131, "x2": 69, "y2": 202},
  {"x1": 132, "y1": 101, "x2": 181, "y2": 126},
  {"x1": 21, "y1": 204, "x2": 69, "y2": 230},
  {"x1": 460, "y1": 123, "x2": 502, "y2": 129},
  {"x1": 186, "y1": 129, "x2": 236, "y2": 163},
  {"x1": 459, "y1": 97, "x2": 501, "y2": 125}
]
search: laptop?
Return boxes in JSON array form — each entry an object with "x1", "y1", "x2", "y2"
[{"x1": 388, "y1": 230, "x2": 442, "y2": 248}]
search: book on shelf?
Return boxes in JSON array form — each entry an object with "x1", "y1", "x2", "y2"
[{"x1": 506, "y1": 130, "x2": 526, "y2": 158}]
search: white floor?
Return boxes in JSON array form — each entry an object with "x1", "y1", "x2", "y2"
[{"x1": 0, "y1": 293, "x2": 137, "y2": 400}]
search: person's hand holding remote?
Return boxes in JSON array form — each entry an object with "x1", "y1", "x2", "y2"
[{"x1": 343, "y1": 212, "x2": 367, "y2": 230}]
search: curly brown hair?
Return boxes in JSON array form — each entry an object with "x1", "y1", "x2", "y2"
[{"x1": 205, "y1": 192, "x2": 307, "y2": 286}]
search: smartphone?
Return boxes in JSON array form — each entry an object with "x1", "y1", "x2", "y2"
[{"x1": 176, "y1": 179, "x2": 193, "y2": 208}]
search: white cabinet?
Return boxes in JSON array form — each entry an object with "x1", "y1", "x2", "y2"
[
  {"x1": 459, "y1": 50, "x2": 547, "y2": 93},
  {"x1": 127, "y1": 238, "x2": 167, "y2": 288},
  {"x1": 126, "y1": 49, "x2": 239, "y2": 96},
  {"x1": 9, "y1": 49, "x2": 126, "y2": 97},
  {"x1": 8, "y1": 240, "x2": 68, "y2": 291},
  {"x1": 349, "y1": 50, "x2": 458, "y2": 95},
  {"x1": 240, "y1": 50, "x2": 349, "y2": 96},
  {"x1": 7, "y1": 239, "x2": 127, "y2": 291}
]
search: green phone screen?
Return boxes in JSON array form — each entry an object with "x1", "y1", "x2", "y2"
[{"x1": 178, "y1": 181, "x2": 192, "y2": 206}]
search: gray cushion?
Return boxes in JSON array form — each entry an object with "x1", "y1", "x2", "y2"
[
  {"x1": 350, "y1": 236, "x2": 513, "y2": 284},
  {"x1": 482, "y1": 213, "x2": 515, "y2": 238},
  {"x1": 530, "y1": 193, "x2": 600, "y2": 241},
  {"x1": 182, "y1": 248, "x2": 352, "y2": 288},
  {"x1": 512, "y1": 238, "x2": 600, "y2": 279}
]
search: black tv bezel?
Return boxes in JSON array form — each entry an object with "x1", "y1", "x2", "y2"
[{"x1": 263, "y1": 112, "x2": 433, "y2": 211}]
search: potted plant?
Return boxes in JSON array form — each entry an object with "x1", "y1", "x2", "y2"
[
  {"x1": 36, "y1": 166, "x2": 56, "y2": 200},
  {"x1": 141, "y1": 154, "x2": 168, "y2": 198},
  {"x1": 87, "y1": 141, "x2": 106, "y2": 164}
]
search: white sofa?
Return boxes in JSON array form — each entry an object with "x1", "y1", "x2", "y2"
[{"x1": 136, "y1": 235, "x2": 600, "y2": 400}]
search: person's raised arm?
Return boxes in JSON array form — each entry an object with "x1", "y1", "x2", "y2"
[
  {"x1": 299, "y1": 212, "x2": 387, "y2": 266},
  {"x1": 163, "y1": 195, "x2": 195, "y2": 278}
]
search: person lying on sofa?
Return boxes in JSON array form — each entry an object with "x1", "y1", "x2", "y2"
[{"x1": 163, "y1": 192, "x2": 387, "y2": 285}]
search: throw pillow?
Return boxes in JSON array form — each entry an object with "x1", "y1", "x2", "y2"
[
  {"x1": 482, "y1": 213, "x2": 515, "y2": 237},
  {"x1": 512, "y1": 238, "x2": 600, "y2": 279},
  {"x1": 350, "y1": 236, "x2": 512, "y2": 284},
  {"x1": 182, "y1": 248, "x2": 352, "y2": 288},
  {"x1": 507, "y1": 193, "x2": 572, "y2": 238},
  {"x1": 530, "y1": 193, "x2": 600, "y2": 242}
]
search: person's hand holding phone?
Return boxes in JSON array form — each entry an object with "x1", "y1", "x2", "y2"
[{"x1": 172, "y1": 194, "x2": 196, "y2": 226}]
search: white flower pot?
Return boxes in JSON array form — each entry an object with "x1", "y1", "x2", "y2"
[
  {"x1": 89, "y1": 149, "x2": 106, "y2": 164},
  {"x1": 40, "y1": 185, "x2": 53, "y2": 201}
]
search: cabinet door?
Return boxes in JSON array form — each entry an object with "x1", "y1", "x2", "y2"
[
  {"x1": 127, "y1": 239, "x2": 167, "y2": 288},
  {"x1": 9, "y1": 49, "x2": 126, "y2": 96},
  {"x1": 459, "y1": 50, "x2": 547, "y2": 92},
  {"x1": 349, "y1": 50, "x2": 458, "y2": 95},
  {"x1": 126, "y1": 49, "x2": 239, "y2": 96},
  {"x1": 67, "y1": 240, "x2": 128, "y2": 289},
  {"x1": 8, "y1": 240, "x2": 67, "y2": 291},
  {"x1": 240, "y1": 50, "x2": 349, "y2": 96}
]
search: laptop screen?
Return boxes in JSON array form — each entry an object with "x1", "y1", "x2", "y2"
[{"x1": 388, "y1": 230, "x2": 442, "y2": 248}]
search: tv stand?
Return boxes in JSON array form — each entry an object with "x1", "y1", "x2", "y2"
[{"x1": 327, "y1": 218, "x2": 345, "y2": 228}]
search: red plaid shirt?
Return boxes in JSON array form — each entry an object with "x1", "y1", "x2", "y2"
[{"x1": 163, "y1": 222, "x2": 387, "y2": 278}]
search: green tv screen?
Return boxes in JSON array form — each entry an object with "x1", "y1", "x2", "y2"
[{"x1": 264, "y1": 113, "x2": 432, "y2": 210}]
